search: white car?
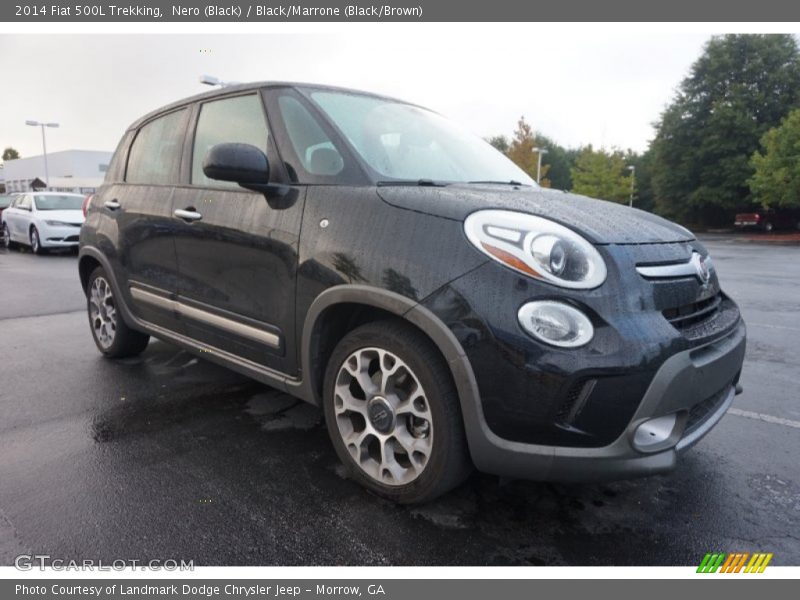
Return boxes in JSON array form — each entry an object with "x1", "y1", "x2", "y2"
[{"x1": 2, "y1": 192, "x2": 86, "y2": 254}]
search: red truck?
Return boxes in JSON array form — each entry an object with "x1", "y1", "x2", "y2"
[{"x1": 734, "y1": 208, "x2": 800, "y2": 232}]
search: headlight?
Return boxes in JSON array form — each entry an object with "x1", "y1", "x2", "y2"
[
  {"x1": 464, "y1": 210, "x2": 607, "y2": 289},
  {"x1": 518, "y1": 301, "x2": 594, "y2": 348},
  {"x1": 45, "y1": 220, "x2": 70, "y2": 226}
]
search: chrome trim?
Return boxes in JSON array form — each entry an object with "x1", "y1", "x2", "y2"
[
  {"x1": 636, "y1": 252, "x2": 714, "y2": 281},
  {"x1": 129, "y1": 287, "x2": 280, "y2": 349},
  {"x1": 173, "y1": 208, "x2": 202, "y2": 221}
]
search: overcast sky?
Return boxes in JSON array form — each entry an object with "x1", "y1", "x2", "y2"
[{"x1": 0, "y1": 30, "x2": 714, "y2": 158}]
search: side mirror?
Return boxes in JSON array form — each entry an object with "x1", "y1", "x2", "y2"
[{"x1": 202, "y1": 143, "x2": 270, "y2": 184}]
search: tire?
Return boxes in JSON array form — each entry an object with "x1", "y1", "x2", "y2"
[
  {"x1": 2, "y1": 223, "x2": 16, "y2": 249},
  {"x1": 764, "y1": 222, "x2": 774, "y2": 233},
  {"x1": 30, "y1": 226, "x2": 46, "y2": 254},
  {"x1": 86, "y1": 266, "x2": 150, "y2": 358},
  {"x1": 323, "y1": 320, "x2": 472, "y2": 503}
]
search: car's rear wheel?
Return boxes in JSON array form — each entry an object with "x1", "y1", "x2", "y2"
[
  {"x1": 2, "y1": 224, "x2": 16, "y2": 249},
  {"x1": 763, "y1": 221, "x2": 774, "y2": 233},
  {"x1": 86, "y1": 266, "x2": 150, "y2": 358},
  {"x1": 323, "y1": 320, "x2": 472, "y2": 503},
  {"x1": 30, "y1": 226, "x2": 45, "y2": 254}
]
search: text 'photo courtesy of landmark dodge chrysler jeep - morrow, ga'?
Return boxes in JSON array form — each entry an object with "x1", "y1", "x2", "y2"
[{"x1": 78, "y1": 82, "x2": 746, "y2": 503}]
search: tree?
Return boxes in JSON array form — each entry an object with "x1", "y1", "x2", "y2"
[
  {"x1": 749, "y1": 109, "x2": 800, "y2": 209},
  {"x1": 506, "y1": 117, "x2": 550, "y2": 187},
  {"x1": 626, "y1": 148, "x2": 655, "y2": 212},
  {"x1": 534, "y1": 133, "x2": 577, "y2": 190},
  {"x1": 570, "y1": 145, "x2": 634, "y2": 203},
  {"x1": 650, "y1": 34, "x2": 800, "y2": 225},
  {"x1": 486, "y1": 135, "x2": 509, "y2": 153},
  {"x1": 2, "y1": 147, "x2": 20, "y2": 161}
]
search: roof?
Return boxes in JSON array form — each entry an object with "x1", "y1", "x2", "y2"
[{"x1": 127, "y1": 81, "x2": 417, "y2": 131}]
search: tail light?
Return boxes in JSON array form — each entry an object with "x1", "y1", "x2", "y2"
[
  {"x1": 754, "y1": 213, "x2": 761, "y2": 221},
  {"x1": 82, "y1": 194, "x2": 94, "y2": 217}
]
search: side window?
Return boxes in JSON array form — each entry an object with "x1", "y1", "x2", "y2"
[
  {"x1": 126, "y1": 109, "x2": 188, "y2": 185},
  {"x1": 277, "y1": 95, "x2": 344, "y2": 179},
  {"x1": 191, "y1": 94, "x2": 269, "y2": 188},
  {"x1": 18, "y1": 195, "x2": 31, "y2": 210}
]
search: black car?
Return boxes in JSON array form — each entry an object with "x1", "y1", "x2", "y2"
[{"x1": 78, "y1": 82, "x2": 746, "y2": 503}]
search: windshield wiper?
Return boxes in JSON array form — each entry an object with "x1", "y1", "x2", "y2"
[
  {"x1": 467, "y1": 180, "x2": 527, "y2": 186},
  {"x1": 376, "y1": 179, "x2": 449, "y2": 187}
]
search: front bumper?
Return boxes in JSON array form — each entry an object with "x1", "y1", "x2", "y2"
[
  {"x1": 462, "y1": 320, "x2": 745, "y2": 481},
  {"x1": 40, "y1": 224, "x2": 81, "y2": 247}
]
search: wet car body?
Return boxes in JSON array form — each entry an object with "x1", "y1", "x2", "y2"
[{"x1": 79, "y1": 82, "x2": 746, "y2": 499}]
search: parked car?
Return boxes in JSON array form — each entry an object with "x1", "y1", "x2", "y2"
[
  {"x1": 734, "y1": 208, "x2": 800, "y2": 232},
  {"x1": 2, "y1": 192, "x2": 85, "y2": 253},
  {"x1": 78, "y1": 83, "x2": 746, "y2": 503}
]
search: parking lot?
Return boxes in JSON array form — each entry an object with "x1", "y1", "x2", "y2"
[{"x1": 0, "y1": 234, "x2": 798, "y2": 566}]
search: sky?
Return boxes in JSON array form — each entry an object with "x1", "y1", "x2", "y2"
[{"x1": 0, "y1": 29, "x2": 713, "y2": 158}]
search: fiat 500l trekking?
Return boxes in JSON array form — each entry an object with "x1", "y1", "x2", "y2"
[{"x1": 79, "y1": 82, "x2": 746, "y2": 503}]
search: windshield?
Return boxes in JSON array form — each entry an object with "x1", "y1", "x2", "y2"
[
  {"x1": 33, "y1": 194, "x2": 84, "y2": 211},
  {"x1": 308, "y1": 91, "x2": 535, "y2": 186}
]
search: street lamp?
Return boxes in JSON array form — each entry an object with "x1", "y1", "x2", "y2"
[
  {"x1": 199, "y1": 74, "x2": 240, "y2": 88},
  {"x1": 626, "y1": 165, "x2": 636, "y2": 208},
  {"x1": 25, "y1": 120, "x2": 59, "y2": 190},
  {"x1": 532, "y1": 147, "x2": 549, "y2": 184}
]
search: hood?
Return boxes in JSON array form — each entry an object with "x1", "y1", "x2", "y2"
[
  {"x1": 377, "y1": 185, "x2": 693, "y2": 245},
  {"x1": 37, "y1": 209, "x2": 84, "y2": 224}
]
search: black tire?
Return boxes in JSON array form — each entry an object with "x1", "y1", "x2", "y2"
[
  {"x1": 323, "y1": 319, "x2": 472, "y2": 503},
  {"x1": 2, "y1": 223, "x2": 16, "y2": 249},
  {"x1": 86, "y1": 266, "x2": 150, "y2": 358},
  {"x1": 30, "y1": 226, "x2": 46, "y2": 254}
]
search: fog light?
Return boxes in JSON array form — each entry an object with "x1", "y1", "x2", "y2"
[
  {"x1": 633, "y1": 413, "x2": 679, "y2": 452},
  {"x1": 517, "y1": 301, "x2": 594, "y2": 348}
]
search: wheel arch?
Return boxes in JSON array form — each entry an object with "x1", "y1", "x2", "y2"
[{"x1": 290, "y1": 285, "x2": 481, "y2": 412}]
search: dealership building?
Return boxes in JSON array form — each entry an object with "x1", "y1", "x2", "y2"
[{"x1": 2, "y1": 149, "x2": 112, "y2": 194}]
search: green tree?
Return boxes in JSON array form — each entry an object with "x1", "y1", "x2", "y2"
[
  {"x1": 570, "y1": 145, "x2": 634, "y2": 203},
  {"x1": 2, "y1": 147, "x2": 20, "y2": 161},
  {"x1": 535, "y1": 133, "x2": 577, "y2": 190},
  {"x1": 626, "y1": 148, "x2": 655, "y2": 212},
  {"x1": 749, "y1": 109, "x2": 800, "y2": 209},
  {"x1": 486, "y1": 135, "x2": 509, "y2": 153},
  {"x1": 650, "y1": 34, "x2": 800, "y2": 225},
  {"x1": 506, "y1": 117, "x2": 550, "y2": 187}
]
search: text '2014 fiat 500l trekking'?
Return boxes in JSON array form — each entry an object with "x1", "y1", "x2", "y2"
[{"x1": 79, "y1": 83, "x2": 746, "y2": 503}]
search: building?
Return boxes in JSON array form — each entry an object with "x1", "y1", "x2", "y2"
[{"x1": 2, "y1": 149, "x2": 112, "y2": 194}]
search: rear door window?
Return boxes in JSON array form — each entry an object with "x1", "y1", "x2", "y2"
[{"x1": 126, "y1": 109, "x2": 188, "y2": 185}]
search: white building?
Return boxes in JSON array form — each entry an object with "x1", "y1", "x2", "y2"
[{"x1": 2, "y1": 149, "x2": 112, "y2": 194}]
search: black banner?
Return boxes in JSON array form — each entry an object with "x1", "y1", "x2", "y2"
[{"x1": 3, "y1": 0, "x2": 800, "y2": 22}]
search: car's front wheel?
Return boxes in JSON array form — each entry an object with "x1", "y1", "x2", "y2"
[
  {"x1": 30, "y1": 226, "x2": 46, "y2": 254},
  {"x1": 323, "y1": 320, "x2": 472, "y2": 503},
  {"x1": 86, "y1": 266, "x2": 150, "y2": 358},
  {"x1": 2, "y1": 223, "x2": 16, "y2": 249}
]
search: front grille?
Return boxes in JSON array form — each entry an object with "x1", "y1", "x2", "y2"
[
  {"x1": 684, "y1": 384, "x2": 730, "y2": 437},
  {"x1": 64, "y1": 235, "x2": 79, "y2": 242},
  {"x1": 555, "y1": 378, "x2": 596, "y2": 424},
  {"x1": 662, "y1": 292, "x2": 722, "y2": 331}
]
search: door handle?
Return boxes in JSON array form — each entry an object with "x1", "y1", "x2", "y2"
[
  {"x1": 173, "y1": 208, "x2": 202, "y2": 222},
  {"x1": 104, "y1": 199, "x2": 121, "y2": 210}
]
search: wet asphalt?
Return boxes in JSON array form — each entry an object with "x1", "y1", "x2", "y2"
[{"x1": 0, "y1": 235, "x2": 798, "y2": 566}]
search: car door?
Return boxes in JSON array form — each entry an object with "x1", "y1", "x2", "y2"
[
  {"x1": 8, "y1": 195, "x2": 33, "y2": 243},
  {"x1": 171, "y1": 91, "x2": 305, "y2": 375},
  {"x1": 111, "y1": 107, "x2": 189, "y2": 334}
]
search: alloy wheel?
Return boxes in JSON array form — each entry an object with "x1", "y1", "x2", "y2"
[
  {"x1": 333, "y1": 347, "x2": 434, "y2": 486},
  {"x1": 89, "y1": 276, "x2": 117, "y2": 349},
  {"x1": 30, "y1": 228, "x2": 40, "y2": 253},
  {"x1": 2, "y1": 225, "x2": 9, "y2": 248}
]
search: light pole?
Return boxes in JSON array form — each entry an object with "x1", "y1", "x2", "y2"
[
  {"x1": 532, "y1": 147, "x2": 548, "y2": 184},
  {"x1": 626, "y1": 165, "x2": 636, "y2": 208},
  {"x1": 199, "y1": 74, "x2": 240, "y2": 88},
  {"x1": 25, "y1": 120, "x2": 59, "y2": 190}
]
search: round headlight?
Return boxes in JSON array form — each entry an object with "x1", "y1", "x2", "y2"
[
  {"x1": 531, "y1": 235, "x2": 567, "y2": 276},
  {"x1": 518, "y1": 301, "x2": 594, "y2": 348}
]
